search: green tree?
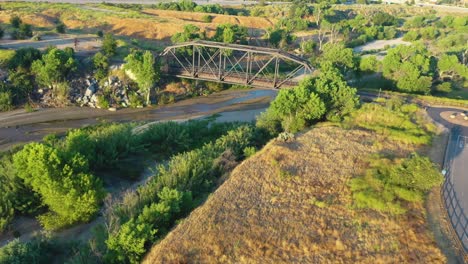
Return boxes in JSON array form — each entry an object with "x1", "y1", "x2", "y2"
[
  {"x1": 313, "y1": 64, "x2": 359, "y2": 121},
  {"x1": 13, "y1": 143, "x2": 105, "y2": 230},
  {"x1": 178, "y1": 0, "x2": 196, "y2": 11},
  {"x1": 437, "y1": 54, "x2": 468, "y2": 80},
  {"x1": 267, "y1": 28, "x2": 292, "y2": 48},
  {"x1": 382, "y1": 44, "x2": 433, "y2": 94},
  {"x1": 9, "y1": 70, "x2": 35, "y2": 103},
  {"x1": 171, "y1": 24, "x2": 202, "y2": 43},
  {"x1": 8, "y1": 47, "x2": 41, "y2": 70},
  {"x1": 268, "y1": 84, "x2": 326, "y2": 133},
  {"x1": 359, "y1": 55, "x2": 380, "y2": 73},
  {"x1": 9, "y1": 15, "x2": 21, "y2": 28},
  {"x1": 319, "y1": 42, "x2": 356, "y2": 73},
  {"x1": 55, "y1": 22, "x2": 66, "y2": 34},
  {"x1": 124, "y1": 50, "x2": 160, "y2": 105},
  {"x1": 213, "y1": 24, "x2": 248, "y2": 44},
  {"x1": 31, "y1": 47, "x2": 77, "y2": 89},
  {"x1": 11, "y1": 23, "x2": 33, "y2": 40},
  {"x1": 93, "y1": 52, "x2": 109, "y2": 80},
  {"x1": 102, "y1": 33, "x2": 117, "y2": 56}
]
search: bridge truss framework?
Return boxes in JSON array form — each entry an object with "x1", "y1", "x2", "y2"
[{"x1": 161, "y1": 40, "x2": 314, "y2": 89}]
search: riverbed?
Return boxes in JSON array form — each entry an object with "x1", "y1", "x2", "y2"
[{"x1": 0, "y1": 88, "x2": 277, "y2": 151}]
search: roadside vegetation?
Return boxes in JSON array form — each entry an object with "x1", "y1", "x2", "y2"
[{"x1": 0, "y1": 0, "x2": 464, "y2": 262}]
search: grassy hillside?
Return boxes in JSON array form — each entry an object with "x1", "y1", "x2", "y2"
[
  {"x1": 144, "y1": 123, "x2": 444, "y2": 263},
  {"x1": 0, "y1": 3, "x2": 274, "y2": 41}
]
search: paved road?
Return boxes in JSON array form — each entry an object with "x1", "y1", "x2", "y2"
[{"x1": 427, "y1": 107, "x2": 468, "y2": 252}]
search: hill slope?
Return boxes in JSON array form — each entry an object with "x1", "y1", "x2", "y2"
[{"x1": 144, "y1": 126, "x2": 444, "y2": 263}]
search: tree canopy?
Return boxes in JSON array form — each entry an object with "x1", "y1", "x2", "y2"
[
  {"x1": 382, "y1": 44, "x2": 433, "y2": 94},
  {"x1": 124, "y1": 50, "x2": 160, "y2": 105},
  {"x1": 31, "y1": 47, "x2": 77, "y2": 88}
]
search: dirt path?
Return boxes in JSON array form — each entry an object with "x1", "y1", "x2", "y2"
[
  {"x1": 353, "y1": 37, "x2": 410, "y2": 53},
  {"x1": 0, "y1": 34, "x2": 101, "y2": 55}
]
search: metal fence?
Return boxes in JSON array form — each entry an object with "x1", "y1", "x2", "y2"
[
  {"x1": 442, "y1": 176, "x2": 468, "y2": 252},
  {"x1": 441, "y1": 131, "x2": 468, "y2": 256}
]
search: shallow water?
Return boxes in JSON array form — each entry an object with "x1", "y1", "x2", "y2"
[{"x1": 0, "y1": 89, "x2": 277, "y2": 151}]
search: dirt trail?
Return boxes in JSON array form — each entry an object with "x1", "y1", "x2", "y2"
[{"x1": 0, "y1": 34, "x2": 102, "y2": 54}]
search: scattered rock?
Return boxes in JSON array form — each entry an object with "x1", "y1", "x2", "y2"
[{"x1": 108, "y1": 107, "x2": 117, "y2": 112}]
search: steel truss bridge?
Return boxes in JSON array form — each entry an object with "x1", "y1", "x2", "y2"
[{"x1": 160, "y1": 40, "x2": 314, "y2": 89}]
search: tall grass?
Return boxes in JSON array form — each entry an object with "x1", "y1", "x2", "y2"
[{"x1": 344, "y1": 98, "x2": 436, "y2": 145}]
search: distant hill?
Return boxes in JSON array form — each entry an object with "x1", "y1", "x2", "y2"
[{"x1": 144, "y1": 125, "x2": 445, "y2": 263}]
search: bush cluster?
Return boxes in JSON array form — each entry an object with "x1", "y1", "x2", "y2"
[
  {"x1": 257, "y1": 64, "x2": 358, "y2": 134},
  {"x1": 105, "y1": 124, "x2": 264, "y2": 263},
  {"x1": 350, "y1": 154, "x2": 443, "y2": 214},
  {"x1": 0, "y1": 120, "x2": 248, "y2": 232}
]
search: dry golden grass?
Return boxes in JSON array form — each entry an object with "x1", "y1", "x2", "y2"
[
  {"x1": 143, "y1": 9, "x2": 275, "y2": 30},
  {"x1": 0, "y1": 6, "x2": 274, "y2": 41},
  {"x1": 144, "y1": 126, "x2": 445, "y2": 263}
]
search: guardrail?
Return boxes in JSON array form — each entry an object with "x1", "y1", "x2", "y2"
[{"x1": 441, "y1": 131, "x2": 468, "y2": 259}]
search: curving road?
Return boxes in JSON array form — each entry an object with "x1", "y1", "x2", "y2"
[{"x1": 427, "y1": 106, "x2": 468, "y2": 253}]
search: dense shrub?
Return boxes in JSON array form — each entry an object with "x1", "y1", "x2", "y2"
[
  {"x1": 0, "y1": 154, "x2": 41, "y2": 232},
  {"x1": 344, "y1": 98, "x2": 436, "y2": 145},
  {"x1": 0, "y1": 91, "x2": 12, "y2": 112},
  {"x1": 9, "y1": 15, "x2": 21, "y2": 28},
  {"x1": 102, "y1": 33, "x2": 117, "y2": 56},
  {"x1": 402, "y1": 30, "x2": 420, "y2": 41},
  {"x1": 106, "y1": 125, "x2": 261, "y2": 263},
  {"x1": 0, "y1": 238, "x2": 55, "y2": 263},
  {"x1": 7, "y1": 47, "x2": 41, "y2": 70},
  {"x1": 350, "y1": 154, "x2": 443, "y2": 214},
  {"x1": 382, "y1": 44, "x2": 433, "y2": 94},
  {"x1": 11, "y1": 23, "x2": 33, "y2": 40},
  {"x1": 372, "y1": 12, "x2": 397, "y2": 26},
  {"x1": 31, "y1": 47, "x2": 77, "y2": 89},
  {"x1": 13, "y1": 143, "x2": 105, "y2": 230},
  {"x1": 55, "y1": 22, "x2": 66, "y2": 34},
  {"x1": 93, "y1": 52, "x2": 109, "y2": 80}
]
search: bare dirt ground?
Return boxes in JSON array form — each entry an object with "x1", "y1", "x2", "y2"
[
  {"x1": 0, "y1": 34, "x2": 102, "y2": 55},
  {"x1": 353, "y1": 37, "x2": 411, "y2": 53}
]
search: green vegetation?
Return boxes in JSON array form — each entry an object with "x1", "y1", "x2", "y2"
[
  {"x1": 124, "y1": 50, "x2": 160, "y2": 105},
  {"x1": 258, "y1": 64, "x2": 358, "y2": 134},
  {"x1": 382, "y1": 44, "x2": 433, "y2": 94},
  {"x1": 350, "y1": 154, "x2": 443, "y2": 214},
  {"x1": 93, "y1": 52, "x2": 110, "y2": 81},
  {"x1": 102, "y1": 33, "x2": 118, "y2": 56},
  {"x1": 0, "y1": 119, "x2": 250, "y2": 232},
  {"x1": 13, "y1": 143, "x2": 105, "y2": 230},
  {"x1": 105, "y1": 124, "x2": 263, "y2": 263},
  {"x1": 345, "y1": 97, "x2": 436, "y2": 145},
  {"x1": 31, "y1": 47, "x2": 77, "y2": 90}
]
